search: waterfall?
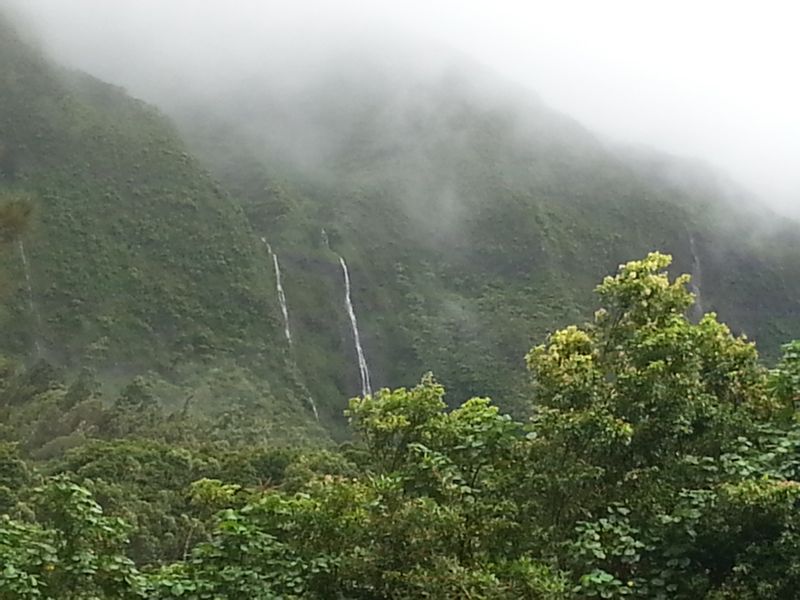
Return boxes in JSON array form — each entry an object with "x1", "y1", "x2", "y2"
[
  {"x1": 322, "y1": 228, "x2": 373, "y2": 396},
  {"x1": 338, "y1": 256, "x2": 372, "y2": 397},
  {"x1": 261, "y1": 238, "x2": 320, "y2": 421},
  {"x1": 272, "y1": 253, "x2": 292, "y2": 346},
  {"x1": 18, "y1": 240, "x2": 42, "y2": 355},
  {"x1": 307, "y1": 397, "x2": 320, "y2": 421},
  {"x1": 263, "y1": 239, "x2": 292, "y2": 346},
  {"x1": 688, "y1": 235, "x2": 705, "y2": 319}
]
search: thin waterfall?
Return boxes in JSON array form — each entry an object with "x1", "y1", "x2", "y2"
[
  {"x1": 689, "y1": 235, "x2": 705, "y2": 319},
  {"x1": 338, "y1": 256, "x2": 372, "y2": 397},
  {"x1": 263, "y1": 239, "x2": 292, "y2": 346},
  {"x1": 307, "y1": 397, "x2": 320, "y2": 421},
  {"x1": 272, "y1": 252, "x2": 292, "y2": 345},
  {"x1": 261, "y1": 238, "x2": 320, "y2": 421},
  {"x1": 18, "y1": 240, "x2": 42, "y2": 355},
  {"x1": 321, "y1": 228, "x2": 330, "y2": 250}
]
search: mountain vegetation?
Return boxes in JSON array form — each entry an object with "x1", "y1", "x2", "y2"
[
  {"x1": 3, "y1": 253, "x2": 800, "y2": 599},
  {"x1": 2, "y1": 11, "x2": 800, "y2": 598},
  {"x1": 168, "y1": 49, "x2": 800, "y2": 418},
  {"x1": 0, "y1": 14, "x2": 322, "y2": 439}
]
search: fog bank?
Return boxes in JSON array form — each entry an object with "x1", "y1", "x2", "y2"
[{"x1": 4, "y1": 0, "x2": 799, "y2": 214}]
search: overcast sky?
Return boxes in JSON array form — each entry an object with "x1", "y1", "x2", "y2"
[{"x1": 6, "y1": 0, "x2": 799, "y2": 214}]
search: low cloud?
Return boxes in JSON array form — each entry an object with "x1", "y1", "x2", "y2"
[{"x1": 4, "y1": 0, "x2": 798, "y2": 214}]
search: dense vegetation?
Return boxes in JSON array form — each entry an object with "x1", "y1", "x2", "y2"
[
  {"x1": 4, "y1": 12, "x2": 800, "y2": 598},
  {"x1": 4, "y1": 12, "x2": 800, "y2": 428},
  {"x1": 0, "y1": 15, "x2": 319, "y2": 436},
  {"x1": 3, "y1": 252, "x2": 800, "y2": 599},
  {"x1": 173, "y1": 50, "x2": 800, "y2": 418}
]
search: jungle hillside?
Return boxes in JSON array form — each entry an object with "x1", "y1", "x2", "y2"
[{"x1": 2, "y1": 3, "x2": 800, "y2": 599}]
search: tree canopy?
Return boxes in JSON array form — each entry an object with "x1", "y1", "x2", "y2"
[{"x1": 2, "y1": 252, "x2": 800, "y2": 599}]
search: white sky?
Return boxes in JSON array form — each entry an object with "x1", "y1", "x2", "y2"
[{"x1": 7, "y1": 0, "x2": 800, "y2": 213}]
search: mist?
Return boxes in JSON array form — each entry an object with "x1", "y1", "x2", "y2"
[{"x1": 3, "y1": 0, "x2": 799, "y2": 215}]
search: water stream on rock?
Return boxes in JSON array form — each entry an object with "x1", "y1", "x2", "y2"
[
  {"x1": 263, "y1": 239, "x2": 292, "y2": 346},
  {"x1": 338, "y1": 256, "x2": 372, "y2": 397},
  {"x1": 262, "y1": 238, "x2": 320, "y2": 420}
]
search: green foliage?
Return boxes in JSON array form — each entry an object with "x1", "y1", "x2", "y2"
[
  {"x1": 768, "y1": 340, "x2": 800, "y2": 412},
  {"x1": 525, "y1": 254, "x2": 768, "y2": 517},
  {"x1": 0, "y1": 442, "x2": 29, "y2": 512},
  {"x1": 5, "y1": 4, "x2": 800, "y2": 595},
  {"x1": 147, "y1": 507, "x2": 313, "y2": 599},
  {"x1": 1, "y1": 478, "x2": 145, "y2": 599},
  {"x1": 0, "y1": 15, "x2": 318, "y2": 439},
  {"x1": 347, "y1": 374, "x2": 448, "y2": 473},
  {"x1": 519, "y1": 254, "x2": 800, "y2": 598},
  {"x1": 3, "y1": 243, "x2": 800, "y2": 597},
  {"x1": 0, "y1": 192, "x2": 30, "y2": 244}
]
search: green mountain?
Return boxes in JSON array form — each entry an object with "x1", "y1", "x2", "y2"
[
  {"x1": 4, "y1": 16, "x2": 800, "y2": 600},
  {"x1": 3, "y1": 14, "x2": 800, "y2": 433},
  {"x1": 0, "y1": 15, "x2": 323, "y2": 439},
  {"x1": 168, "y1": 50, "x2": 800, "y2": 417}
]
